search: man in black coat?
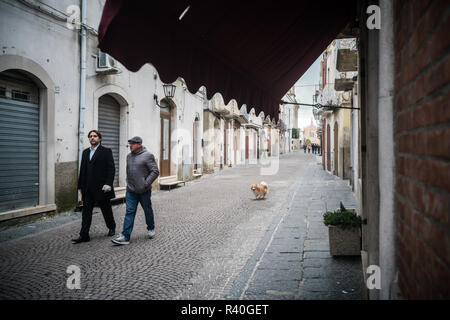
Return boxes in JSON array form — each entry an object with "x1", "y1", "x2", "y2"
[{"x1": 72, "y1": 130, "x2": 117, "y2": 244}]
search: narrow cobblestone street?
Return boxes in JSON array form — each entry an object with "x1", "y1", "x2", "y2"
[{"x1": 0, "y1": 151, "x2": 362, "y2": 300}]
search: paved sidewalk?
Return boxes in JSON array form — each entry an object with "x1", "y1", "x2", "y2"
[{"x1": 227, "y1": 158, "x2": 364, "y2": 300}]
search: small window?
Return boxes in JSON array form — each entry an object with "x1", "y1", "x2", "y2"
[
  {"x1": 12, "y1": 90, "x2": 31, "y2": 102},
  {"x1": 310, "y1": 131, "x2": 315, "y2": 138},
  {"x1": 0, "y1": 87, "x2": 5, "y2": 97}
]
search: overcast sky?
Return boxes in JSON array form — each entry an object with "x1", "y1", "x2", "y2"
[{"x1": 294, "y1": 55, "x2": 321, "y2": 129}]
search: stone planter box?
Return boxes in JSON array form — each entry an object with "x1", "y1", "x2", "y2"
[{"x1": 328, "y1": 225, "x2": 361, "y2": 256}]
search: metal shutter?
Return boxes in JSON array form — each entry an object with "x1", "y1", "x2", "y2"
[
  {"x1": 0, "y1": 97, "x2": 39, "y2": 212},
  {"x1": 98, "y1": 95, "x2": 120, "y2": 187}
]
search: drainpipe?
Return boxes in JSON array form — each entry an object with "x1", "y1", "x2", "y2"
[
  {"x1": 379, "y1": 0, "x2": 395, "y2": 299},
  {"x1": 77, "y1": 0, "x2": 87, "y2": 197}
]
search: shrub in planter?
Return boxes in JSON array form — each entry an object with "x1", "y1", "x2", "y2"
[{"x1": 323, "y1": 202, "x2": 362, "y2": 256}]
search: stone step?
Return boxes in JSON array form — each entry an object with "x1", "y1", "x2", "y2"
[{"x1": 158, "y1": 175, "x2": 185, "y2": 190}]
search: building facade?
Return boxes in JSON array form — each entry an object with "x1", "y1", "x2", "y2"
[
  {"x1": 0, "y1": 0, "x2": 205, "y2": 218},
  {"x1": 303, "y1": 119, "x2": 321, "y2": 146},
  {"x1": 316, "y1": 39, "x2": 357, "y2": 179},
  {"x1": 315, "y1": 0, "x2": 450, "y2": 299},
  {"x1": 279, "y1": 88, "x2": 299, "y2": 152}
]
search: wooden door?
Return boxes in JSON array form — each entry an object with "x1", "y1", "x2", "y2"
[
  {"x1": 160, "y1": 113, "x2": 171, "y2": 177},
  {"x1": 245, "y1": 135, "x2": 249, "y2": 159},
  {"x1": 254, "y1": 132, "x2": 256, "y2": 158},
  {"x1": 224, "y1": 126, "x2": 227, "y2": 166},
  {"x1": 193, "y1": 121, "x2": 198, "y2": 170},
  {"x1": 334, "y1": 122, "x2": 339, "y2": 175},
  {"x1": 327, "y1": 124, "x2": 331, "y2": 171}
]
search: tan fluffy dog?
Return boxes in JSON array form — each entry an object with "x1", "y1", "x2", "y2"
[{"x1": 251, "y1": 181, "x2": 268, "y2": 199}]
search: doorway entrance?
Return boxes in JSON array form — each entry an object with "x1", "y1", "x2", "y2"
[
  {"x1": 98, "y1": 94, "x2": 120, "y2": 187},
  {"x1": 334, "y1": 122, "x2": 339, "y2": 175},
  {"x1": 327, "y1": 124, "x2": 331, "y2": 171},
  {"x1": 160, "y1": 107, "x2": 171, "y2": 177},
  {"x1": 0, "y1": 70, "x2": 40, "y2": 211}
]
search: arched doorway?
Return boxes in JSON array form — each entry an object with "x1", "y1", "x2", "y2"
[
  {"x1": 257, "y1": 131, "x2": 260, "y2": 159},
  {"x1": 193, "y1": 114, "x2": 200, "y2": 170},
  {"x1": 253, "y1": 129, "x2": 257, "y2": 160},
  {"x1": 98, "y1": 94, "x2": 120, "y2": 187},
  {"x1": 233, "y1": 121, "x2": 240, "y2": 164},
  {"x1": 160, "y1": 100, "x2": 171, "y2": 177},
  {"x1": 0, "y1": 70, "x2": 40, "y2": 211},
  {"x1": 224, "y1": 121, "x2": 228, "y2": 166},
  {"x1": 334, "y1": 122, "x2": 339, "y2": 175},
  {"x1": 94, "y1": 85, "x2": 130, "y2": 188},
  {"x1": 327, "y1": 124, "x2": 331, "y2": 171},
  {"x1": 0, "y1": 55, "x2": 56, "y2": 214},
  {"x1": 213, "y1": 118, "x2": 220, "y2": 167},
  {"x1": 245, "y1": 131, "x2": 249, "y2": 161}
]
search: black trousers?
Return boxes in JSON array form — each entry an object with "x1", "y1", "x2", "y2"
[{"x1": 80, "y1": 189, "x2": 116, "y2": 238}]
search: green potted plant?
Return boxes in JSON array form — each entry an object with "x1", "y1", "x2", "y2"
[{"x1": 323, "y1": 202, "x2": 362, "y2": 256}]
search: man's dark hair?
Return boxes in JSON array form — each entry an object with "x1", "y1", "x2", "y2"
[{"x1": 88, "y1": 130, "x2": 102, "y2": 140}]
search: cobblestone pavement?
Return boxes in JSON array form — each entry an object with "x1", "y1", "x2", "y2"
[
  {"x1": 228, "y1": 155, "x2": 363, "y2": 300},
  {"x1": 0, "y1": 151, "x2": 363, "y2": 300}
]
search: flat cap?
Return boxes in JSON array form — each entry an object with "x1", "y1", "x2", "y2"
[{"x1": 128, "y1": 136, "x2": 143, "y2": 144}]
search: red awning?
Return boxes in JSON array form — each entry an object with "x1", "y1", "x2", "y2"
[{"x1": 98, "y1": 0, "x2": 357, "y2": 121}]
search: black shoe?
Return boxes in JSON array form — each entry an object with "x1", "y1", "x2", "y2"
[
  {"x1": 107, "y1": 229, "x2": 115, "y2": 237},
  {"x1": 71, "y1": 236, "x2": 90, "y2": 244}
]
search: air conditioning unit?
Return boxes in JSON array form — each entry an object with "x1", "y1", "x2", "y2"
[{"x1": 96, "y1": 51, "x2": 120, "y2": 74}]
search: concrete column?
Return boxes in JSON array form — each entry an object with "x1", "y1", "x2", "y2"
[
  {"x1": 378, "y1": 0, "x2": 396, "y2": 300},
  {"x1": 359, "y1": 0, "x2": 380, "y2": 300},
  {"x1": 367, "y1": 27, "x2": 380, "y2": 300}
]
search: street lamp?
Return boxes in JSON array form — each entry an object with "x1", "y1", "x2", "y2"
[{"x1": 154, "y1": 83, "x2": 176, "y2": 107}]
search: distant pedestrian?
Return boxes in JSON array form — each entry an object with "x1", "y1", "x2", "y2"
[
  {"x1": 72, "y1": 130, "x2": 116, "y2": 244},
  {"x1": 303, "y1": 144, "x2": 307, "y2": 153},
  {"x1": 308, "y1": 144, "x2": 311, "y2": 153},
  {"x1": 112, "y1": 136, "x2": 159, "y2": 245},
  {"x1": 312, "y1": 144, "x2": 316, "y2": 154}
]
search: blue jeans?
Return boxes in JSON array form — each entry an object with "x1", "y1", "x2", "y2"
[{"x1": 122, "y1": 190, "x2": 155, "y2": 240}]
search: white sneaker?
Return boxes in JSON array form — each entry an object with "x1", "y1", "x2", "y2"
[
  {"x1": 148, "y1": 229, "x2": 155, "y2": 239},
  {"x1": 111, "y1": 235, "x2": 129, "y2": 245}
]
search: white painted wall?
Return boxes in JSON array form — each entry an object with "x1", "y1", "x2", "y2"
[
  {"x1": 1, "y1": 0, "x2": 80, "y2": 164},
  {"x1": 0, "y1": 0, "x2": 205, "y2": 198}
]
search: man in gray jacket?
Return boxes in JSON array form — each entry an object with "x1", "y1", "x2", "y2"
[{"x1": 112, "y1": 136, "x2": 159, "y2": 245}]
